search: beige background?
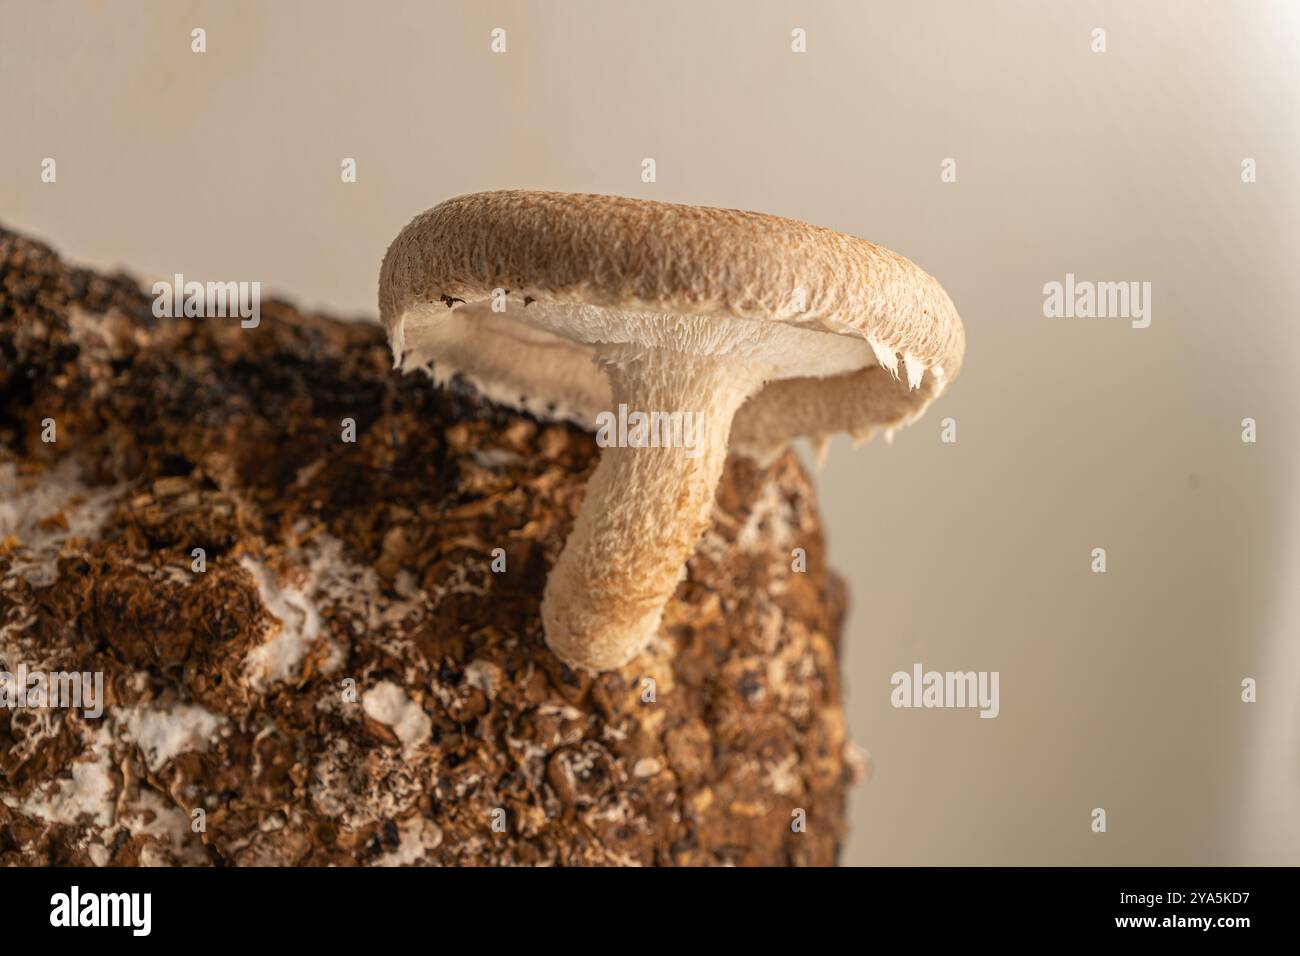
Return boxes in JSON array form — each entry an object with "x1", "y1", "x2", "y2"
[{"x1": 2, "y1": 0, "x2": 1297, "y2": 865}]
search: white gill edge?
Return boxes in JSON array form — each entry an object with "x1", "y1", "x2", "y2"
[{"x1": 393, "y1": 312, "x2": 950, "y2": 449}]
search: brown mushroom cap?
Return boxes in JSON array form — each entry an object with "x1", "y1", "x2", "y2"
[{"x1": 379, "y1": 190, "x2": 964, "y2": 452}]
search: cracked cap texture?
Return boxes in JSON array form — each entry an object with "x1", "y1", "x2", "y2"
[{"x1": 380, "y1": 190, "x2": 965, "y2": 450}]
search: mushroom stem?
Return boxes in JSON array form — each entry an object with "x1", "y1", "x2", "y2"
[{"x1": 542, "y1": 345, "x2": 766, "y2": 671}]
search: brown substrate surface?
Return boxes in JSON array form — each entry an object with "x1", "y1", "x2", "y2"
[{"x1": 0, "y1": 226, "x2": 857, "y2": 866}]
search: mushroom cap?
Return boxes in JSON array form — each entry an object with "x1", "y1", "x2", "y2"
[{"x1": 379, "y1": 190, "x2": 964, "y2": 451}]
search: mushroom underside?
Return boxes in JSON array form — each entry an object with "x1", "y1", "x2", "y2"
[{"x1": 389, "y1": 298, "x2": 946, "y2": 453}]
